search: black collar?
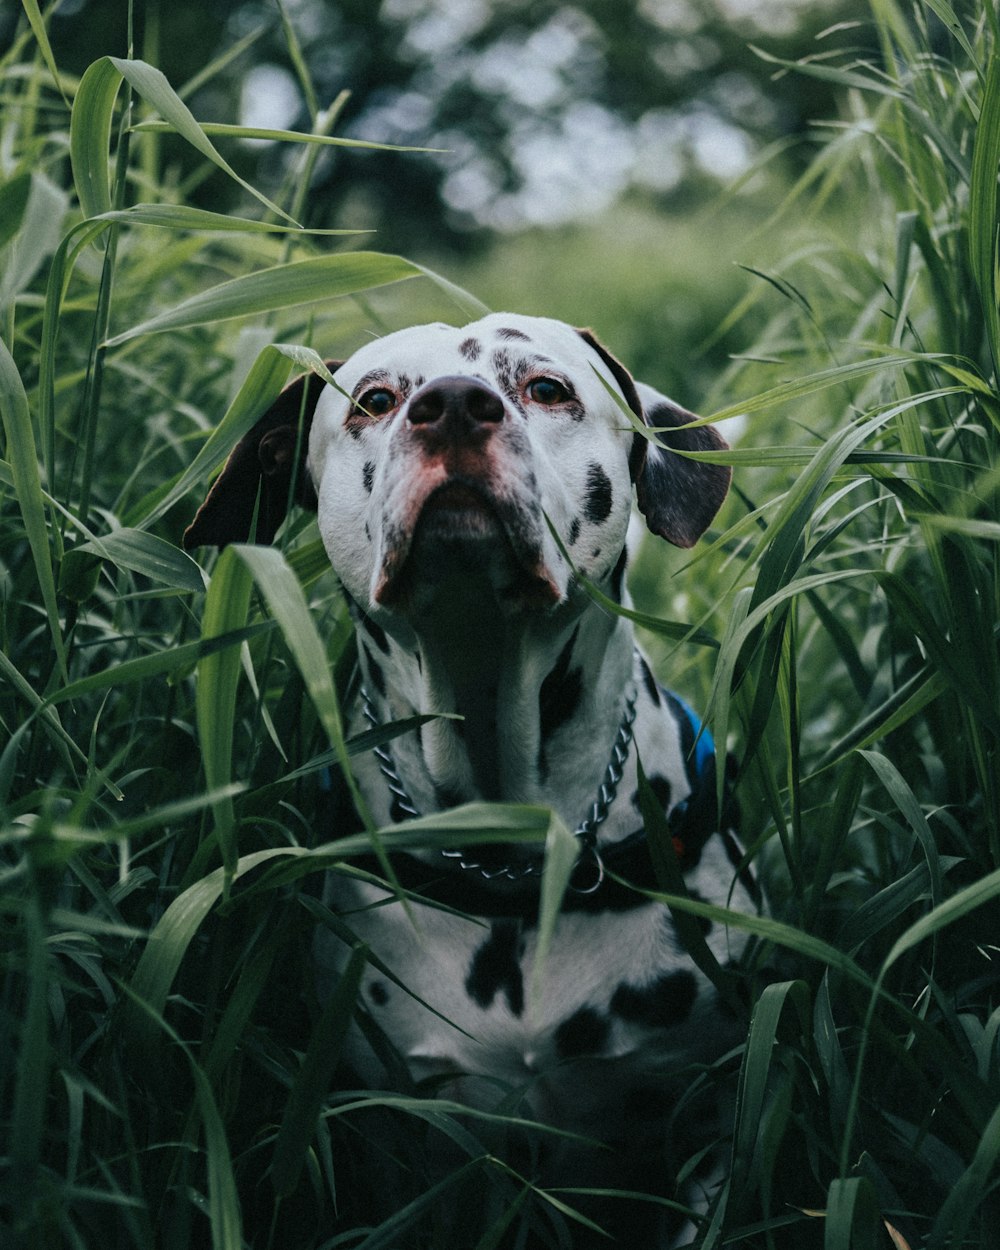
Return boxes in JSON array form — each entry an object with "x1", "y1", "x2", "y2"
[{"x1": 348, "y1": 830, "x2": 665, "y2": 919}]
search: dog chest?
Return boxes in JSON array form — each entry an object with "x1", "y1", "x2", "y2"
[{"x1": 318, "y1": 862, "x2": 745, "y2": 1102}]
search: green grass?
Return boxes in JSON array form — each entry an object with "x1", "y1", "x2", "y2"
[{"x1": 2, "y1": 1, "x2": 1000, "y2": 1247}]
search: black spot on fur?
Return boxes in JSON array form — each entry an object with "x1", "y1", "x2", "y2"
[
  {"x1": 362, "y1": 460, "x2": 375, "y2": 493},
  {"x1": 535, "y1": 640, "x2": 582, "y2": 775},
  {"x1": 365, "y1": 654, "x2": 386, "y2": 696},
  {"x1": 645, "y1": 773, "x2": 673, "y2": 810},
  {"x1": 538, "y1": 628, "x2": 583, "y2": 749},
  {"x1": 360, "y1": 612, "x2": 390, "y2": 654},
  {"x1": 611, "y1": 971, "x2": 698, "y2": 1029},
  {"x1": 664, "y1": 897, "x2": 713, "y2": 941},
  {"x1": 497, "y1": 326, "x2": 531, "y2": 341},
  {"x1": 584, "y1": 464, "x2": 613, "y2": 525},
  {"x1": 459, "y1": 337, "x2": 481, "y2": 360},
  {"x1": 721, "y1": 828, "x2": 760, "y2": 907},
  {"x1": 491, "y1": 348, "x2": 554, "y2": 417},
  {"x1": 554, "y1": 1007, "x2": 610, "y2": 1059},
  {"x1": 609, "y1": 546, "x2": 628, "y2": 601},
  {"x1": 568, "y1": 516, "x2": 581, "y2": 546},
  {"x1": 491, "y1": 348, "x2": 516, "y2": 400},
  {"x1": 434, "y1": 783, "x2": 465, "y2": 809},
  {"x1": 368, "y1": 980, "x2": 388, "y2": 1006},
  {"x1": 465, "y1": 920, "x2": 524, "y2": 1016},
  {"x1": 640, "y1": 659, "x2": 662, "y2": 707}
]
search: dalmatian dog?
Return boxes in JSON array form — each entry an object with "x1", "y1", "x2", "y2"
[{"x1": 185, "y1": 314, "x2": 755, "y2": 1245}]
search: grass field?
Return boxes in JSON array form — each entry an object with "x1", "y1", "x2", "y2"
[{"x1": 2, "y1": 1, "x2": 1000, "y2": 1247}]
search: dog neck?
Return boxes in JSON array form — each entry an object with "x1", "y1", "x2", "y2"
[{"x1": 353, "y1": 575, "x2": 636, "y2": 830}]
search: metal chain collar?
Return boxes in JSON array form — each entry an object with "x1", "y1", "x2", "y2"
[{"x1": 360, "y1": 677, "x2": 638, "y2": 895}]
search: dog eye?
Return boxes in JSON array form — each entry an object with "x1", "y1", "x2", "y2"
[
  {"x1": 527, "y1": 377, "x2": 570, "y2": 406},
  {"x1": 357, "y1": 388, "x2": 397, "y2": 417}
]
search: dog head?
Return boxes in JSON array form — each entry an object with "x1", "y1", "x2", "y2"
[{"x1": 184, "y1": 314, "x2": 731, "y2": 618}]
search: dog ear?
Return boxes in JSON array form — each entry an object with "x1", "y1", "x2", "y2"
[
  {"x1": 183, "y1": 364, "x2": 342, "y2": 550},
  {"x1": 631, "y1": 383, "x2": 732, "y2": 549},
  {"x1": 577, "y1": 329, "x2": 731, "y2": 548}
]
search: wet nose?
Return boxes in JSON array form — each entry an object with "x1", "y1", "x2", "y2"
[{"x1": 407, "y1": 377, "x2": 505, "y2": 434}]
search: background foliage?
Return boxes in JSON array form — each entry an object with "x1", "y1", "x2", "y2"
[
  {"x1": 2, "y1": 0, "x2": 872, "y2": 247},
  {"x1": 2, "y1": 1, "x2": 1000, "y2": 1248}
]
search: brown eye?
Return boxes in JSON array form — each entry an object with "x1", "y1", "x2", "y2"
[
  {"x1": 527, "y1": 377, "x2": 570, "y2": 406},
  {"x1": 358, "y1": 388, "x2": 397, "y2": 417}
]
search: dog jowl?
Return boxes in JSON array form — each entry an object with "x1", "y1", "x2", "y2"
[{"x1": 185, "y1": 313, "x2": 755, "y2": 1245}]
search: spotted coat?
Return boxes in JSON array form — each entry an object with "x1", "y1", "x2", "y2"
[{"x1": 184, "y1": 313, "x2": 754, "y2": 1244}]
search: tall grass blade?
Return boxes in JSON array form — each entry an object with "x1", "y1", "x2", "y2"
[
  {"x1": 105, "y1": 251, "x2": 423, "y2": 345},
  {"x1": 928, "y1": 1097, "x2": 1000, "y2": 1247},
  {"x1": 0, "y1": 335, "x2": 66, "y2": 676},
  {"x1": 0, "y1": 172, "x2": 31, "y2": 251},
  {"x1": 135, "y1": 119, "x2": 445, "y2": 153},
  {"x1": 643, "y1": 891, "x2": 874, "y2": 987},
  {"x1": 823, "y1": 1177, "x2": 880, "y2": 1250},
  {"x1": 9, "y1": 897, "x2": 51, "y2": 1174},
  {"x1": 70, "y1": 58, "x2": 122, "y2": 220},
  {"x1": 875, "y1": 571, "x2": 1000, "y2": 736},
  {"x1": 128, "y1": 847, "x2": 302, "y2": 1045},
  {"x1": 0, "y1": 173, "x2": 67, "y2": 309},
  {"x1": 176, "y1": 25, "x2": 265, "y2": 101},
  {"x1": 73, "y1": 527, "x2": 204, "y2": 591},
  {"x1": 42, "y1": 623, "x2": 272, "y2": 707},
  {"x1": 270, "y1": 944, "x2": 366, "y2": 1198},
  {"x1": 81, "y1": 57, "x2": 297, "y2": 223},
  {"x1": 636, "y1": 758, "x2": 740, "y2": 1008},
  {"x1": 197, "y1": 546, "x2": 254, "y2": 890},
  {"x1": 749, "y1": 408, "x2": 904, "y2": 609},
  {"x1": 275, "y1": 0, "x2": 318, "y2": 121},
  {"x1": 858, "y1": 750, "x2": 942, "y2": 906},
  {"x1": 200, "y1": 941, "x2": 277, "y2": 1088},
  {"x1": 88, "y1": 202, "x2": 364, "y2": 235},
  {"x1": 351, "y1": 1160, "x2": 486, "y2": 1250},
  {"x1": 813, "y1": 974, "x2": 852, "y2": 1128},
  {"x1": 0, "y1": 651, "x2": 114, "y2": 794},
  {"x1": 812, "y1": 667, "x2": 947, "y2": 774},
  {"x1": 139, "y1": 343, "x2": 307, "y2": 529},
  {"x1": 881, "y1": 864, "x2": 1000, "y2": 973},
  {"x1": 730, "y1": 981, "x2": 811, "y2": 1205},
  {"x1": 231, "y1": 544, "x2": 376, "y2": 831},
  {"x1": 968, "y1": 53, "x2": 1000, "y2": 376},
  {"x1": 18, "y1": 0, "x2": 69, "y2": 105},
  {"x1": 704, "y1": 355, "x2": 917, "y2": 424},
  {"x1": 530, "y1": 809, "x2": 578, "y2": 1009},
  {"x1": 121, "y1": 985, "x2": 242, "y2": 1250}
]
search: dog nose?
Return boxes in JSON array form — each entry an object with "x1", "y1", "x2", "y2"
[{"x1": 408, "y1": 377, "x2": 505, "y2": 431}]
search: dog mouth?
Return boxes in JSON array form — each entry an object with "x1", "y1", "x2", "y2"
[
  {"x1": 418, "y1": 480, "x2": 502, "y2": 535},
  {"x1": 373, "y1": 478, "x2": 560, "y2": 610}
]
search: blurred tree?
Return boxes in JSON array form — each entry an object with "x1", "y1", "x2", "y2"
[{"x1": 11, "y1": 0, "x2": 874, "y2": 252}]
